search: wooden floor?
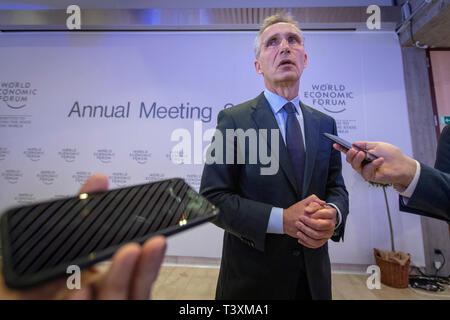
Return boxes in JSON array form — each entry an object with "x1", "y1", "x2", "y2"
[{"x1": 152, "y1": 265, "x2": 450, "y2": 300}]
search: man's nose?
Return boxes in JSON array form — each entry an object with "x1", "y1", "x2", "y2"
[{"x1": 279, "y1": 38, "x2": 290, "y2": 53}]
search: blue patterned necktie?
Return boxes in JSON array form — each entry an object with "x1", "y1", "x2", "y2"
[{"x1": 283, "y1": 102, "x2": 306, "y2": 195}]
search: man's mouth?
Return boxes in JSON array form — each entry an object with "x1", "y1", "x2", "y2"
[{"x1": 278, "y1": 59, "x2": 296, "y2": 67}]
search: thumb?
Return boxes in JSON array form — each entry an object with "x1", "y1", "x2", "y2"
[
  {"x1": 352, "y1": 141, "x2": 378, "y2": 153},
  {"x1": 305, "y1": 194, "x2": 325, "y2": 206},
  {"x1": 78, "y1": 174, "x2": 109, "y2": 194},
  {"x1": 352, "y1": 141, "x2": 368, "y2": 150}
]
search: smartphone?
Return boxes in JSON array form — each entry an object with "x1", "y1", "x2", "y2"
[
  {"x1": 0, "y1": 178, "x2": 219, "y2": 289},
  {"x1": 323, "y1": 132, "x2": 378, "y2": 163}
]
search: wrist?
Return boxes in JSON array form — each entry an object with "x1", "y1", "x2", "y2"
[
  {"x1": 396, "y1": 156, "x2": 416, "y2": 188},
  {"x1": 334, "y1": 209, "x2": 340, "y2": 227},
  {"x1": 282, "y1": 208, "x2": 287, "y2": 234}
]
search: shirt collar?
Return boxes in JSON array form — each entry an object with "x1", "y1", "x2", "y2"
[{"x1": 264, "y1": 89, "x2": 301, "y2": 115}]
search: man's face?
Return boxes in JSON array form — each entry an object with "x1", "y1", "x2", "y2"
[{"x1": 255, "y1": 22, "x2": 307, "y2": 88}]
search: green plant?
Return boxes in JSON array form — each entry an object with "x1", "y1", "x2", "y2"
[{"x1": 369, "y1": 182, "x2": 395, "y2": 252}]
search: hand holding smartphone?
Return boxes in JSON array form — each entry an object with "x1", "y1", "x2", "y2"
[
  {"x1": 323, "y1": 133, "x2": 378, "y2": 164},
  {"x1": 0, "y1": 178, "x2": 218, "y2": 289}
]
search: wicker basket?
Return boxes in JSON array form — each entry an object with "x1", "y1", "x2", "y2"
[{"x1": 374, "y1": 249, "x2": 410, "y2": 288}]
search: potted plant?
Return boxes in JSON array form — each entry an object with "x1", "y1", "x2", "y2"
[{"x1": 371, "y1": 182, "x2": 411, "y2": 288}]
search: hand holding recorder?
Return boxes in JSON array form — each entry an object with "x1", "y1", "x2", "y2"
[{"x1": 332, "y1": 141, "x2": 417, "y2": 190}]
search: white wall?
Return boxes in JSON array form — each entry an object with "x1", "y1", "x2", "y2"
[{"x1": 0, "y1": 30, "x2": 425, "y2": 266}]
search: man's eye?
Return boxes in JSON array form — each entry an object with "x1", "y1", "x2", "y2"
[
  {"x1": 267, "y1": 38, "x2": 278, "y2": 46},
  {"x1": 288, "y1": 36, "x2": 298, "y2": 44}
]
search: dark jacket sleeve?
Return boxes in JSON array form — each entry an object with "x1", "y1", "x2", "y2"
[
  {"x1": 400, "y1": 125, "x2": 450, "y2": 222},
  {"x1": 402, "y1": 163, "x2": 450, "y2": 222},
  {"x1": 200, "y1": 110, "x2": 272, "y2": 252},
  {"x1": 435, "y1": 124, "x2": 450, "y2": 174}
]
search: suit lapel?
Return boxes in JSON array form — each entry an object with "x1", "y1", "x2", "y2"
[
  {"x1": 300, "y1": 102, "x2": 320, "y2": 198},
  {"x1": 250, "y1": 93, "x2": 299, "y2": 195}
]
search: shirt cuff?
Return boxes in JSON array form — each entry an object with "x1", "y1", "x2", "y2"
[
  {"x1": 267, "y1": 204, "x2": 342, "y2": 233},
  {"x1": 267, "y1": 207, "x2": 284, "y2": 234},
  {"x1": 393, "y1": 160, "x2": 421, "y2": 200},
  {"x1": 326, "y1": 203, "x2": 342, "y2": 229}
]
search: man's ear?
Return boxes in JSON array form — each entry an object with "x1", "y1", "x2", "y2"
[
  {"x1": 304, "y1": 53, "x2": 308, "y2": 68},
  {"x1": 254, "y1": 60, "x2": 263, "y2": 75}
]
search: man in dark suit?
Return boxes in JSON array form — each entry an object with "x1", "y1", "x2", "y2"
[
  {"x1": 334, "y1": 124, "x2": 450, "y2": 222},
  {"x1": 200, "y1": 13, "x2": 349, "y2": 300}
]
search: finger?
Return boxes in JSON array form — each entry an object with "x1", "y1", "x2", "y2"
[
  {"x1": 297, "y1": 237, "x2": 315, "y2": 249},
  {"x1": 333, "y1": 143, "x2": 348, "y2": 154},
  {"x1": 130, "y1": 236, "x2": 167, "y2": 300},
  {"x1": 67, "y1": 269, "x2": 104, "y2": 300},
  {"x1": 96, "y1": 243, "x2": 141, "y2": 300},
  {"x1": 345, "y1": 148, "x2": 358, "y2": 166},
  {"x1": 304, "y1": 202, "x2": 324, "y2": 214},
  {"x1": 67, "y1": 286, "x2": 93, "y2": 300},
  {"x1": 297, "y1": 230, "x2": 324, "y2": 248},
  {"x1": 361, "y1": 157, "x2": 384, "y2": 181},
  {"x1": 304, "y1": 194, "x2": 326, "y2": 206},
  {"x1": 88, "y1": 265, "x2": 101, "y2": 273},
  {"x1": 297, "y1": 231, "x2": 316, "y2": 248},
  {"x1": 78, "y1": 174, "x2": 109, "y2": 194},
  {"x1": 295, "y1": 221, "x2": 326, "y2": 240},
  {"x1": 299, "y1": 216, "x2": 333, "y2": 231},
  {"x1": 310, "y1": 207, "x2": 336, "y2": 220},
  {"x1": 350, "y1": 151, "x2": 366, "y2": 172},
  {"x1": 299, "y1": 215, "x2": 334, "y2": 231},
  {"x1": 372, "y1": 157, "x2": 384, "y2": 166},
  {"x1": 352, "y1": 141, "x2": 377, "y2": 153}
]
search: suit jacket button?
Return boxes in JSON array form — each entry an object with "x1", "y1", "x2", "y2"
[{"x1": 292, "y1": 249, "x2": 301, "y2": 256}]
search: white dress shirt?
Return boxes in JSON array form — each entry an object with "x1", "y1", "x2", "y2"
[
  {"x1": 394, "y1": 160, "x2": 421, "y2": 204},
  {"x1": 263, "y1": 89, "x2": 343, "y2": 234}
]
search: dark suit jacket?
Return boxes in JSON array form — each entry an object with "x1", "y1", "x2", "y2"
[
  {"x1": 400, "y1": 125, "x2": 450, "y2": 222},
  {"x1": 435, "y1": 125, "x2": 450, "y2": 174},
  {"x1": 200, "y1": 93, "x2": 349, "y2": 299}
]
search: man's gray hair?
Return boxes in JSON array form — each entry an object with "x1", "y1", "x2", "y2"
[{"x1": 254, "y1": 13, "x2": 305, "y2": 59}]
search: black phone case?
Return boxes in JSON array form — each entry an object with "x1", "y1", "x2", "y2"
[
  {"x1": 323, "y1": 132, "x2": 352, "y2": 150},
  {"x1": 323, "y1": 132, "x2": 376, "y2": 164},
  {"x1": 0, "y1": 178, "x2": 218, "y2": 289}
]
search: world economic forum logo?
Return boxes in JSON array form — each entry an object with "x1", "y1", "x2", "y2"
[
  {"x1": 0, "y1": 81, "x2": 37, "y2": 109},
  {"x1": 303, "y1": 84, "x2": 354, "y2": 114}
]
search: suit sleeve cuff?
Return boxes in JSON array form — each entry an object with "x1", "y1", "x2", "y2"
[
  {"x1": 326, "y1": 203, "x2": 342, "y2": 229},
  {"x1": 267, "y1": 207, "x2": 284, "y2": 234},
  {"x1": 394, "y1": 160, "x2": 421, "y2": 201}
]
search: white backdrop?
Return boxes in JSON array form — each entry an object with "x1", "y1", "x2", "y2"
[{"x1": 0, "y1": 31, "x2": 425, "y2": 266}]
